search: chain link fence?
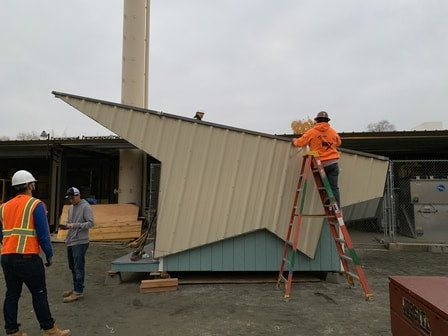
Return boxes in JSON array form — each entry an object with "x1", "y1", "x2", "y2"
[
  {"x1": 384, "y1": 160, "x2": 448, "y2": 243},
  {"x1": 346, "y1": 160, "x2": 448, "y2": 245}
]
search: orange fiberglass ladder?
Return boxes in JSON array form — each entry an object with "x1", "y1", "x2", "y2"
[{"x1": 276, "y1": 151, "x2": 372, "y2": 300}]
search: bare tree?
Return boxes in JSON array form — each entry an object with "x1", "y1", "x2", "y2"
[
  {"x1": 16, "y1": 131, "x2": 41, "y2": 140},
  {"x1": 366, "y1": 120, "x2": 396, "y2": 132}
]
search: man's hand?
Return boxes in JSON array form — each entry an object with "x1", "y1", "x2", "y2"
[{"x1": 45, "y1": 257, "x2": 53, "y2": 267}]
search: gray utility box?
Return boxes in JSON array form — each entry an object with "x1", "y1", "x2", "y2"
[{"x1": 410, "y1": 178, "x2": 448, "y2": 242}]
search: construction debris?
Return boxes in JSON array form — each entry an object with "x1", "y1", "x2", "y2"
[
  {"x1": 139, "y1": 278, "x2": 178, "y2": 293},
  {"x1": 128, "y1": 212, "x2": 157, "y2": 261}
]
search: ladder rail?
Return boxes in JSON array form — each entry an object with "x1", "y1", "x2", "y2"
[
  {"x1": 277, "y1": 151, "x2": 373, "y2": 300},
  {"x1": 314, "y1": 158, "x2": 373, "y2": 300},
  {"x1": 277, "y1": 155, "x2": 314, "y2": 297},
  {"x1": 277, "y1": 157, "x2": 308, "y2": 278}
]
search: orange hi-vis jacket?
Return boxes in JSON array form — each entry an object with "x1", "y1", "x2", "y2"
[
  {"x1": 0, "y1": 195, "x2": 41, "y2": 254},
  {"x1": 292, "y1": 122, "x2": 341, "y2": 163}
]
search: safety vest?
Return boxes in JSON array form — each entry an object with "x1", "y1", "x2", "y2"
[{"x1": 0, "y1": 195, "x2": 41, "y2": 254}]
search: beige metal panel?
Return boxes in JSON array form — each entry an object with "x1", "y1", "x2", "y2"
[
  {"x1": 52, "y1": 93, "x2": 389, "y2": 259},
  {"x1": 339, "y1": 153, "x2": 389, "y2": 206},
  {"x1": 53, "y1": 93, "x2": 301, "y2": 256},
  {"x1": 157, "y1": 127, "x2": 296, "y2": 256}
]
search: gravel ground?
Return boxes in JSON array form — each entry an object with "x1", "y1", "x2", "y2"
[{"x1": 0, "y1": 242, "x2": 446, "y2": 336}]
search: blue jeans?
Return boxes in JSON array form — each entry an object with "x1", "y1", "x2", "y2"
[
  {"x1": 324, "y1": 162, "x2": 340, "y2": 206},
  {"x1": 67, "y1": 243, "x2": 89, "y2": 294},
  {"x1": 1, "y1": 254, "x2": 55, "y2": 333}
]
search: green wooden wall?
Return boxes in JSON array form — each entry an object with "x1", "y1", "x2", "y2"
[{"x1": 163, "y1": 221, "x2": 340, "y2": 272}]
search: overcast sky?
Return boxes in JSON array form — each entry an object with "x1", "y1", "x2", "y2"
[{"x1": 1, "y1": 0, "x2": 447, "y2": 139}]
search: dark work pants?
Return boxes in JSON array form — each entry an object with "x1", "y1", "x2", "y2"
[
  {"x1": 324, "y1": 162, "x2": 341, "y2": 206},
  {"x1": 67, "y1": 243, "x2": 89, "y2": 294},
  {"x1": 1, "y1": 254, "x2": 54, "y2": 334}
]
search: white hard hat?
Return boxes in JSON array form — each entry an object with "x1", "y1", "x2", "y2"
[{"x1": 11, "y1": 170, "x2": 37, "y2": 186}]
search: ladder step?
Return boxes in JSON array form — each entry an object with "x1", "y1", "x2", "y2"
[
  {"x1": 283, "y1": 257, "x2": 291, "y2": 265},
  {"x1": 339, "y1": 254, "x2": 353, "y2": 262},
  {"x1": 278, "y1": 274, "x2": 288, "y2": 284},
  {"x1": 334, "y1": 237, "x2": 346, "y2": 244},
  {"x1": 301, "y1": 214, "x2": 329, "y2": 218},
  {"x1": 345, "y1": 271, "x2": 360, "y2": 281}
]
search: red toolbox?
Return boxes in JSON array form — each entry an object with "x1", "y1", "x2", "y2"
[{"x1": 389, "y1": 276, "x2": 448, "y2": 335}]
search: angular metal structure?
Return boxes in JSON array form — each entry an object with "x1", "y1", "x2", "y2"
[{"x1": 53, "y1": 92, "x2": 389, "y2": 262}]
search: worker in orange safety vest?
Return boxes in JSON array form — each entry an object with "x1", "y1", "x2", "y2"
[{"x1": 0, "y1": 170, "x2": 70, "y2": 336}]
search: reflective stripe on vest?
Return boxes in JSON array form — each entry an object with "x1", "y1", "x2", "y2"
[{"x1": 2, "y1": 197, "x2": 39, "y2": 253}]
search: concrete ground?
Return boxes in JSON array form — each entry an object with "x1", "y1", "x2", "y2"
[{"x1": 0, "y1": 242, "x2": 446, "y2": 336}]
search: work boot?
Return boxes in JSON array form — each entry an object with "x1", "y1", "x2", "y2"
[
  {"x1": 62, "y1": 290, "x2": 73, "y2": 298},
  {"x1": 8, "y1": 330, "x2": 27, "y2": 336},
  {"x1": 62, "y1": 292, "x2": 83, "y2": 303},
  {"x1": 43, "y1": 325, "x2": 71, "y2": 336}
]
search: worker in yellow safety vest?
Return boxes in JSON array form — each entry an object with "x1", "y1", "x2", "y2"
[{"x1": 0, "y1": 170, "x2": 71, "y2": 336}]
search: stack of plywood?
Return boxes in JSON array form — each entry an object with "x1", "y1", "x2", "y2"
[{"x1": 57, "y1": 204, "x2": 143, "y2": 242}]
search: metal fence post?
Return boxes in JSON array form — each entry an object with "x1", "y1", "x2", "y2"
[{"x1": 384, "y1": 161, "x2": 396, "y2": 242}]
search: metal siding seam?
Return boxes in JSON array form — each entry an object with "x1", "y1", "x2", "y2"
[
  {"x1": 175, "y1": 123, "x2": 198, "y2": 247},
  {"x1": 185, "y1": 124, "x2": 213, "y2": 247},
  {"x1": 146, "y1": 114, "x2": 165, "y2": 158},
  {"x1": 211, "y1": 243, "x2": 223, "y2": 271},
  {"x1": 255, "y1": 230, "x2": 267, "y2": 271},
  {"x1": 158, "y1": 119, "x2": 183, "y2": 254},
  {"x1": 201, "y1": 128, "x2": 229, "y2": 245},
  {"x1": 109, "y1": 106, "x2": 119, "y2": 136},
  {"x1": 271, "y1": 146, "x2": 299, "y2": 238},
  {"x1": 217, "y1": 131, "x2": 244, "y2": 239},
  {"x1": 195, "y1": 126, "x2": 221, "y2": 243},
  {"x1": 247, "y1": 233, "x2": 257, "y2": 270},
  {"x1": 136, "y1": 112, "x2": 149, "y2": 146},
  {"x1": 234, "y1": 235, "x2": 245, "y2": 271},
  {"x1": 189, "y1": 248, "x2": 201, "y2": 271},
  {"x1": 171, "y1": 124, "x2": 195, "y2": 251},
  {"x1": 222, "y1": 238, "x2": 234, "y2": 271},
  {"x1": 235, "y1": 136, "x2": 260, "y2": 234},
  {"x1": 99, "y1": 104, "x2": 115, "y2": 135},
  {"x1": 256, "y1": 140, "x2": 280, "y2": 233}
]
